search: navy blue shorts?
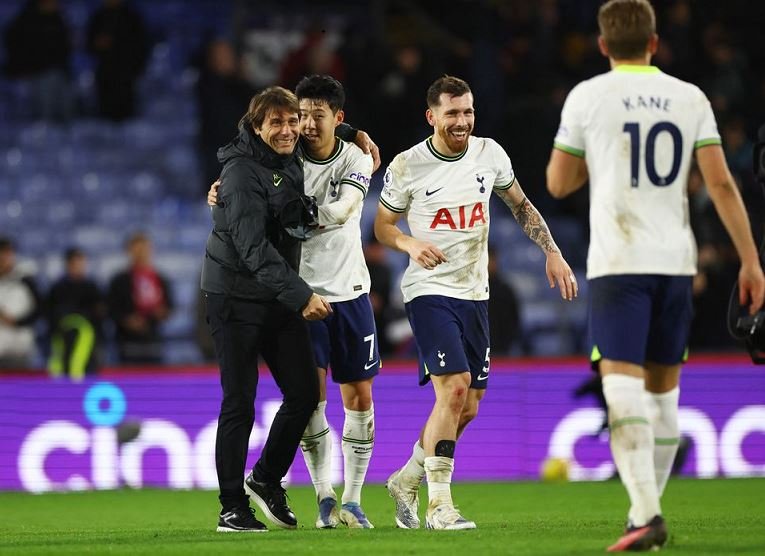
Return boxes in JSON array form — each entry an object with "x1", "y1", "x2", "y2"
[
  {"x1": 405, "y1": 295, "x2": 491, "y2": 389},
  {"x1": 308, "y1": 293, "x2": 380, "y2": 384},
  {"x1": 589, "y1": 274, "x2": 693, "y2": 368}
]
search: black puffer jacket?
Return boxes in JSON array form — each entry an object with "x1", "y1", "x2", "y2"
[{"x1": 201, "y1": 127, "x2": 313, "y2": 311}]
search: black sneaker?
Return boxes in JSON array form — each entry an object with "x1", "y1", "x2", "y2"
[
  {"x1": 216, "y1": 507, "x2": 268, "y2": 533},
  {"x1": 244, "y1": 472, "x2": 298, "y2": 529},
  {"x1": 607, "y1": 515, "x2": 668, "y2": 552}
]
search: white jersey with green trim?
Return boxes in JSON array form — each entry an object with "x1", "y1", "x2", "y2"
[
  {"x1": 300, "y1": 139, "x2": 373, "y2": 302},
  {"x1": 380, "y1": 136, "x2": 515, "y2": 303},
  {"x1": 554, "y1": 65, "x2": 721, "y2": 279}
]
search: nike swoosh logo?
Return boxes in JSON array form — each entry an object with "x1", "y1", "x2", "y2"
[
  {"x1": 273, "y1": 173, "x2": 283, "y2": 187},
  {"x1": 364, "y1": 360, "x2": 379, "y2": 370},
  {"x1": 425, "y1": 187, "x2": 443, "y2": 196},
  {"x1": 476, "y1": 374, "x2": 489, "y2": 381}
]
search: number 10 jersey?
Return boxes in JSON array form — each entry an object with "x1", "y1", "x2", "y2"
[{"x1": 554, "y1": 65, "x2": 721, "y2": 279}]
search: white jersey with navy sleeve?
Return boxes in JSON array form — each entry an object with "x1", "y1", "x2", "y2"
[
  {"x1": 300, "y1": 139, "x2": 373, "y2": 302},
  {"x1": 380, "y1": 136, "x2": 515, "y2": 303},
  {"x1": 554, "y1": 65, "x2": 721, "y2": 279}
]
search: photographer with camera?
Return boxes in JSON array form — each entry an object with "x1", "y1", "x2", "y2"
[
  {"x1": 202, "y1": 86, "x2": 331, "y2": 533},
  {"x1": 729, "y1": 124, "x2": 765, "y2": 362}
]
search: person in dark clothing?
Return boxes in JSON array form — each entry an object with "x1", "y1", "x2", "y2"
[
  {"x1": 202, "y1": 86, "x2": 332, "y2": 533},
  {"x1": 86, "y1": 0, "x2": 149, "y2": 121},
  {"x1": 487, "y1": 245, "x2": 521, "y2": 355},
  {"x1": 46, "y1": 248, "x2": 105, "y2": 380},
  {"x1": 3, "y1": 0, "x2": 73, "y2": 121},
  {"x1": 0, "y1": 237, "x2": 41, "y2": 369},
  {"x1": 197, "y1": 38, "x2": 258, "y2": 192},
  {"x1": 108, "y1": 232, "x2": 173, "y2": 364}
]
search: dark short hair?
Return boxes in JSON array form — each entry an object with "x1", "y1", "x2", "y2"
[
  {"x1": 295, "y1": 74, "x2": 346, "y2": 113},
  {"x1": 598, "y1": 0, "x2": 656, "y2": 60},
  {"x1": 125, "y1": 231, "x2": 149, "y2": 250},
  {"x1": 426, "y1": 75, "x2": 472, "y2": 108},
  {"x1": 64, "y1": 247, "x2": 85, "y2": 263},
  {"x1": 239, "y1": 86, "x2": 300, "y2": 130},
  {"x1": 0, "y1": 237, "x2": 14, "y2": 251}
]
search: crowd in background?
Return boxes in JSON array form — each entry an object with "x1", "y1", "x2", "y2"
[
  {"x1": 0, "y1": 233, "x2": 172, "y2": 375},
  {"x1": 1, "y1": 0, "x2": 763, "y2": 371}
]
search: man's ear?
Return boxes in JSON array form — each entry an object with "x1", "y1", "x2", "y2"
[
  {"x1": 647, "y1": 33, "x2": 659, "y2": 56},
  {"x1": 597, "y1": 35, "x2": 609, "y2": 58},
  {"x1": 335, "y1": 109, "x2": 345, "y2": 126},
  {"x1": 426, "y1": 108, "x2": 435, "y2": 127}
]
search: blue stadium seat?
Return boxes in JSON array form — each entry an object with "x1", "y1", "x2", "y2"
[{"x1": 72, "y1": 226, "x2": 124, "y2": 255}]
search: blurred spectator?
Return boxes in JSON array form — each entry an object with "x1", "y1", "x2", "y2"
[
  {"x1": 721, "y1": 117, "x2": 754, "y2": 178},
  {"x1": 700, "y1": 23, "x2": 747, "y2": 117},
  {"x1": 687, "y1": 167, "x2": 740, "y2": 350},
  {"x1": 197, "y1": 38, "x2": 256, "y2": 191},
  {"x1": 0, "y1": 238, "x2": 41, "y2": 369},
  {"x1": 488, "y1": 245, "x2": 521, "y2": 356},
  {"x1": 46, "y1": 248, "x2": 105, "y2": 380},
  {"x1": 373, "y1": 44, "x2": 434, "y2": 159},
  {"x1": 86, "y1": 0, "x2": 149, "y2": 121},
  {"x1": 279, "y1": 25, "x2": 345, "y2": 88},
  {"x1": 363, "y1": 237, "x2": 394, "y2": 356},
  {"x1": 108, "y1": 232, "x2": 173, "y2": 364},
  {"x1": 3, "y1": 0, "x2": 73, "y2": 122}
]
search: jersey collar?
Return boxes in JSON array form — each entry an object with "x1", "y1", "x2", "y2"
[
  {"x1": 612, "y1": 64, "x2": 661, "y2": 74},
  {"x1": 426, "y1": 136, "x2": 468, "y2": 162},
  {"x1": 303, "y1": 138, "x2": 343, "y2": 165}
]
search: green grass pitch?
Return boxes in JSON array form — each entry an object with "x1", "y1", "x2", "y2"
[{"x1": 1, "y1": 479, "x2": 763, "y2": 555}]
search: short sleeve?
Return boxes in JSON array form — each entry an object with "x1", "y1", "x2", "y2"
[
  {"x1": 341, "y1": 149, "x2": 373, "y2": 197},
  {"x1": 693, "y1": 89, "x2": 722, "y2": 149},
  {"x1": 379, "y1": 155, "x2": 409, "y2": 213},
  {"x1": 553, "y1": 84, "x2": 586, "y2": 158},
  {"x1": 490, "y1": 140, "x2": 516, "y2": 191}
]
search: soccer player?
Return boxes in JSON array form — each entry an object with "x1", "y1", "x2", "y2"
[
  {"x1": 546, "y1": 0, "x2": 765, "y2": 551},
  {"x1": 375, "y1": 75, "x2": 577, "y2": 530},
  {"x1": 209, "y1": 75, "x2": 378, "y2": 529},
  {"x1": 294, "y1": 75, "x2": 378, "y2": 530}
]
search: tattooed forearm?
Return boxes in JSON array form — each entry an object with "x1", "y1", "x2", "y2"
[{"x1": 502, "y1": 192, "x2": 560, "y2": 254}]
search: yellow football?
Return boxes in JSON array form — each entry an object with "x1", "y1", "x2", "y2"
[{"x1": 540, "y1": 457, "x2": 570, "y2": 482}]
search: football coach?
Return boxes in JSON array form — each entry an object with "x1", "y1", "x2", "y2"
[{"x1": 202, "y1": 86, "x2": 331, "y2": 533}]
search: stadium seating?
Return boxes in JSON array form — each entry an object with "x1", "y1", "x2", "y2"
[{"x1": 0, "y1": 0, "x2": 587, "y2": 366}]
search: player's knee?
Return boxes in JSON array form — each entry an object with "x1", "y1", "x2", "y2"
[
  {"x1": 445, "y1": 384, "x2": 468, "y2": 413},
  {"x1": 355, "y1": 391, "x2": 373, "y2": 411}
]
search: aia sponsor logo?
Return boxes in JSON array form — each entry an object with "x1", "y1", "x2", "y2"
[{"x1": 429, "y1": 202, "x2": 486, "y2": 229}]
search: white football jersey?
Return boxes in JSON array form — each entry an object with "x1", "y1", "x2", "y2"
[
  {"x1": 381, "y1": 136, "x2": 515, "y2": 303},
  {"x1": 300, "y1": 139, "x2": 373, "y2": 302},
  {"x1": 554, "y1": 65, "x2": 721, "y2": 279}
]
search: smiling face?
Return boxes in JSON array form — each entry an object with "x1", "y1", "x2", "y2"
[
  {"x1": 299, "y1": 98, "x2": 343, "y2": 159},
  {"x1": 254, "y1": 108, "x2": 300, "y2": 155},
  {"x1": 427, "y1": 92, "x2": 475, "y2": 155}
]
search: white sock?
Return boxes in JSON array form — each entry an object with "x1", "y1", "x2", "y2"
[
  {"x1": 300, "y1": 401, "x2": 334, "y2": 501},
  {"x1": 341, "y1": 405, "x2": 374, "y2": 505},
  {"x1": 399, "y1": 440, "x2": 426, "y2": 489},
  {"x1": 602, "y1": 374, "x2": 661, "y2": 526},
  {"x1": 647, "y1": 387, "x2": 680, "y2": 497},
  {"x1": 424, "y1": 456, "x2": 454, "y2": 507}
]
